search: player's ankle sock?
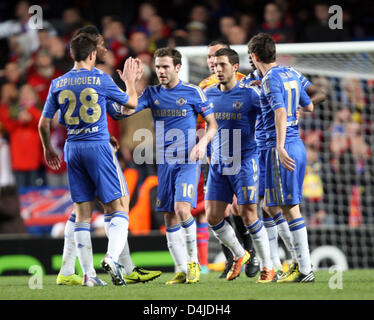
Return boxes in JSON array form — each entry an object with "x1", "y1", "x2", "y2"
[
  {"x1": 288, "y1": 217, "x2": 312, "y2": 274},
  {"x1": 181, "y1": 216, "x2": 198, "y2": 263},
  {"x1": 232, "y1": 214, "x2": 253, "y2": 251},
  {"x1": 273, "y1": 212, "x2": 298, "y2": 262},
  {"x1": 60, "y1": 213, "x2": 77, "y2": 276},
  {"x1": 166, "y1": 224, "x2": 188, "y2": 274},
  {"x1": 209, "y1": 219, "x2": 245, "y2": 258},
  {"x1": 263, "y1": 217, "x2": 282, "y2": 270},
  {"x1": 107, "y1": 211, "x2": 129, "y2": 262},
  {"x1": 246, "y1": 219, "x2": 272, "y2": 270},
  {"x1": 118, "y1": 242, "x2": 136, "y2": 275},
  {"x1": 74, "y1": 222, "x2": 96, "y2": 277},
  {"x1": 196, "y1": 222, "x2": 209, "y2": 266}
]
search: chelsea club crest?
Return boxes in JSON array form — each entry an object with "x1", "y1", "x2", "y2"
[
  {"x1": 233, "y1": 100, "x2": 243, "y2": 111},
  {"x1": 177, "y1": 97, "x2": 187, "y2": 106}
]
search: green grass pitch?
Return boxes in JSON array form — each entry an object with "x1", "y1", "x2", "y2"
[{"x1": 0, "y1": 270, "x2": 373, "y2": 300}]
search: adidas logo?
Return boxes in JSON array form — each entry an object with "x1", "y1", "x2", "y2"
[{"x1": 77, "y1": 243, "x2": 85, "y2": 249}]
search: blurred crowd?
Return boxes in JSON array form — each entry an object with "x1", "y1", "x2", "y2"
[{"x1": 0, "y1": 0, "x2": 373, "y2": 232}]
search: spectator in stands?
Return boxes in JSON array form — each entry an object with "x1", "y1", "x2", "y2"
[
  {"x1": 305, "y1": 3, "x2": 349, "y2": 42},
  {"x1": 186, "y1": 21, "x2": 207, "y2": 46},
  {"x1": 48, "y1": 36, "x2": 73, "y2": 73},
  {"x1": 239, "y1": 13, "x2": 257, "y2": 40},
  {"x1": 103, "y1": 18, "x2": 132, "y2": 69},
  {"x1": 258, "y1": 2, "x2": 294, "y2": 43},
  {"x1": 27, "y1": 50, "x2": 63, "y2": 103},
  {"x1": 129, "y1": 31, "x2": 151, "y2": 56},
  {"x1": 219, "y1": 16, "x2": 236, "y2": 41},
  {"x1": 0, "y1": 61, "x2": 26, "y2": 88},
  {"x1": 226, "y1": 25, "x2": 248, "y2": 45},
  {"x1": 0, "y1": 84, "x2": 43, "y2": 187},
  {"x1": 60, "y1": 7, "x2": 86, "y2": 40},
  {"x1": 0, "y1": 122, "x2": 26, "y2": 233},
  {"x1": 132, "y1": 2, "x2": 158, "y2": 33},
  {"x1": 147, "y1": 15, "x2": 170, "y2": 51}
]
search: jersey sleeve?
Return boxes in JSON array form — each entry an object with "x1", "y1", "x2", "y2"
[
  {"x1": 136, "y1": 87, "x2": 151, "y2": 112},
  {"x1": 290, "y1": 67, "x2": 311, "y2": 90},
  {"x1": 106, "y1": 100, "x2": 125, "y2": 120},
  {"x1": 101, "y1": 74, "x2": 130, "y2": 106},
  {"x1": 42, "y1": 81, "x2": 59, "y2": 119},
  {"x1": 263, "y1": 74, "x2": 285, "y2": 112},
  {"x1": 299, "y1": 86, "x2": 312, "y2": 108},
  {"x1": 192, "y1": 86, "x2": 214, "y2": 118},
  {"x1": 248, "y1": 86, "x2": 262, "y2": 114}
]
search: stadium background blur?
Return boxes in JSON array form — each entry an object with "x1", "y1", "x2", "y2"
[{"x1": 0, "y1": 0, "x2": 373, "y2": 272}]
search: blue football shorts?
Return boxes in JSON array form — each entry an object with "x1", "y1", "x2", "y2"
[
  {"x1": 155, "y1": 162, "x2": 201, "y2": 212},
  {"x1": 205, "y1": 151, "x2": 259, "y2": 205},
  {"x1": 258, "y1": 148, "x2": 267, "y2": 198},
  {"x1": 64, "y1": 141, "x2": 129, "y2": 204},
  {"x1": 264, "y1": 139, "x2": 306, "y2": 206}
]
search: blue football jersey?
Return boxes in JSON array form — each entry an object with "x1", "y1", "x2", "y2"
[
  {"x1": 242, "y1": 67, "x2": 311, "y2": 150},
  {"x1": 43, "y1": 67, "x2": 129, "y2": 142},
  {"x1": 241, "y1": 70, "x2": 266, "y2": 151},
  {"x1": 205, "y1": 81, "x2": 261, "y2": 166},
  {"x1": 137, "y1": 80, "x2": 213, "y2": 163},
  {"x1": 260, "y1": 65, "x2": 311, "y2": 147}
]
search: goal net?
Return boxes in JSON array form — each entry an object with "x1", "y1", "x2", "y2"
[{"x1": 178, "y1": 41, "x2": 374, "y2": 270}]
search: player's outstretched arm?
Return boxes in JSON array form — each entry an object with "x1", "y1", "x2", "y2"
[
  {"x1": 38, "y1": 116, "x2": 61, "y2": 171},
  {"x1": 274, "y1": 108, "x2": 296, "y2": 172}
]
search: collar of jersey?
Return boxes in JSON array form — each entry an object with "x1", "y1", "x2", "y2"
[
  {"x1": 71, "y1": 67, "x2": 90, "y2": 72},
  {"x1": 160, "y1": 79, "x2": 182, "y2": 91},
  {"x1": 263, "y1": 64, "x2": 281, "y2": 78},
  {"x1": 217, "y1": 80, "x2": 239, "y2": 94}
]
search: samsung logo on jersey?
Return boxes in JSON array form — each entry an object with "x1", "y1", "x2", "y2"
[
  {"x1": 215, "y1": 112, "x2": 242, "y2": 120},
  {"x1": 56, "y1": 76, "x2": 101, "y2": 88},
  {"x1": 152, "y1": 109, "x2": 187, "y2": 117}
]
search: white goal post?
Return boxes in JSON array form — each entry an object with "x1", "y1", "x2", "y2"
[{"x1": 178, "y1": 41, "x2": 374, "y2": 83}]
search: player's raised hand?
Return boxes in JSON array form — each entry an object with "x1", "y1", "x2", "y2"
[
  {"x1": 117, "y1": 57, "x2": 137, "y2": 83},
  {"x1": 277, "y1": 147, "x2": 296, "y2": 171},
  {"x1": 44, "y1": 147, "x2": 61, "y2": 171},
  {"x1": 134, "y1": 58, "x2": 144, "y2": 82}
]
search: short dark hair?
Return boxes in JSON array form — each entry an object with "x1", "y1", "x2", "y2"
[
  {"x1": 76, "y1": 25, "x2": 100, "y2": 37},
  {"x1": 208, "y1": 39, "x2": 230, "y2": 48},
  {"x1": 154, "y1": 47, "x2": 182, "y2": 66},
  {"x1": 248, "y1": 33, "x2": 276, "y2": 63},
  {"x1": 70, "y1": 33, "x2": 97, "y2": 62},
  {"x1": 214, "y1": 48, "x2": 239, "y2": 66}
]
